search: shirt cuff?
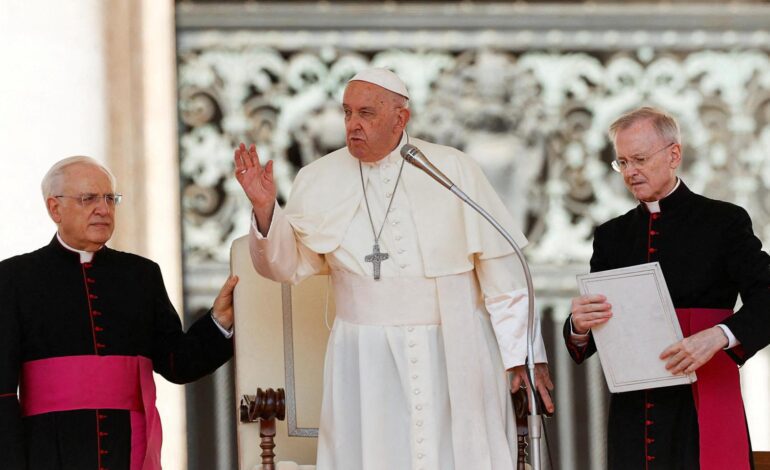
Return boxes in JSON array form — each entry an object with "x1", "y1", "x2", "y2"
[
  {"x1": 250, "y1": 201, "x2": 279, "y2": 239},
  {"x1": 569, "y1": 315, "x2": 590, "y2": 346},
  {"x1": 211, "y1": 315, "x2": 234, "y2": 339},
  {"x1": 717, "y1": 324, "x2": 739, "y2": 349}
]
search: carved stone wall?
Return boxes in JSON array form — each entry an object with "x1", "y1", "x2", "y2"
[
  {"x1": 176, "y1": 3, "x2": 770, "y2": 469},
  {"x1": 178, "y1": 5, "x2": 770, "y2": 267}
]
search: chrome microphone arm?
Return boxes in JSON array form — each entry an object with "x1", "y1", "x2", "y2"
[{"x1": 401, "y1": 143, "x2": 543, "y2": 470}]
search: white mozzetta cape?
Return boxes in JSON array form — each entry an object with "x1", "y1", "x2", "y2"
[{"x1": 283, "y1": 137, "x2": 527, "y2": 276}]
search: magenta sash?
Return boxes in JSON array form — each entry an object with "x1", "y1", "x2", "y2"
[
  {"x1": 675, "y1": 308, "x2": 750, "y2": 470},
  {"x1": 20, "y1": 355, "x2": 162, "y2": 470}
]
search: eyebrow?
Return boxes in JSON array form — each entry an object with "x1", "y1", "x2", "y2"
[{"x1": 618, "y1": 149, "x2": 652, "y2": 159}]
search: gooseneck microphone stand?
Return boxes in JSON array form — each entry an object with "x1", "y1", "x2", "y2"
[{"x1": 400, "y1": 143, "x2": 543, "y2": 470}]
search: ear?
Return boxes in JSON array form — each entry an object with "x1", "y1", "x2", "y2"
[
  {"x1": 669, "y1": 143, "x2": 682, "y2": 169},
  {"x1": 47, "y1": 197, "x2": 63, "y2": 224},
  {"x1": 394, "y1": 107, "x2": 411, "y2": 133}
]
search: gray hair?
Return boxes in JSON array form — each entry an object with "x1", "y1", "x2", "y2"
[
  {"x1": 41, "y1": 156, "x2": 116, "y2": 201},
  {"x1": 608, "y1": 106, "x2": 681, "y2": 148}
]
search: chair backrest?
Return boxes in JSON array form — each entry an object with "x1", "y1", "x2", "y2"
[{"x1": 231, "y1": 235, "x2": 335, "y2": 469}]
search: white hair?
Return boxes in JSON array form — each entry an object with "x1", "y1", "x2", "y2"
[
  {"x1": 609, "y1": 106, "x2": 681, "y2": 148},
  {"x1": 41, "y1": 156, "x2": 117, "y2": 201}
]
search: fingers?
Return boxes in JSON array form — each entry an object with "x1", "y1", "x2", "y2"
[
  {"x1": 534, "y1": 364, "x2": 555, "y2": 413},
  {"x1": 212, "y1": 275, "x2": 239, "y2": 331},
  {"x1": 537, "y1": 383, "x2": 555, "y2": 414},
  {"x1": 249, "y1": 143, "x2": 260, "y2": 167},
  {"x1": 662, "y1": 328, "x2": 728, "y2": 376},
  {"x1": 664, "y1": 349, "x2": 686, "y2": 370},
  {"x1": 661, "y1": 339, "x2": 708, "y2": 375},
  {"x1": 234, "y1": 147, "x2": 244, "y2": 173},
  {"x1": 537, "y1": 364, "x2": 554, "y2": 386},
  {"x1": 234, "y1": 144, "x2": 253, "y2": 178},
  {"x1": 510, "y1": 373, "x2": 522, "y2": 391},
  {"x1": 571, "y1": 311, "x2": 612, "y2": 334},
  {"x1": 666, "y1": 352, "x2": 696, "y2": 375},
  {"x1": 576, "y1": 294, "x2": 607, "y2": 304},
  {"x1": 659, "y1": 342, "x2": 680, "y2": 360},
  {"x1": 262, "y1": 160, "x2": 274, "y2": 185},
  {"x1": 217, "y1": 275, "x2": 239, "y2": 300},
  {"x1": 244, "y1": 143, "x2": 262, "y2": 171},
  {"x1": 234, "y1": 143, "x2": 267, "y2": 179},
  {"x1": 509, "y1": 365, "x2": 530, "y2": 393},
  {"x1": 571, "y1": 294, "x2": 611, "y2": 314},
  {"x1": 571, "y1": 294, "x2": 612, "y2": 333},
  {"x1": 514, "y1": 365, "x2": 555, "y2": 414},
  {"x1": 572, "y1": 312, "x2": 612, "y2": 331}
]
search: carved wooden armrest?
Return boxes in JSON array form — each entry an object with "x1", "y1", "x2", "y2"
[
  {"x1": 512, "y1": 389, "x2": 530, "y2": 470},
  {"x1": 241, "y1": 388, "x2": 287, "y2": 470}
]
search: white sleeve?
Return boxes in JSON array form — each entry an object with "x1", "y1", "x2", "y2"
[
  {"x1": 475, "y1": 254, "x2": 548, "y2": 370},
  {"x1": 211, "y1": 315, "x2": 234, "y2": 339},
  {"x1": 249, "y1": 202, "x2": 327, "y2": 285},
  {"x1": 717, "y1": 324, "x2": 740, "y2": 349}
]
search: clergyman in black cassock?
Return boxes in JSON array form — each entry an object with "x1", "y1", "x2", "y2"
[
  {"x1": 0, "y1": 157, "x2": 237, "y2": 470},
  {"x1": 564, "y1": 107, "x2": 770, "y2": 469}
]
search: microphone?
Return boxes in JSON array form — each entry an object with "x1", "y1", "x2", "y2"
[{"x1": 399, "y1": 144, "x2": 454, "y2": 190}]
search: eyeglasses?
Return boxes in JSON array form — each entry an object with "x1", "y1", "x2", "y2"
[
  {"x1": 54, "y1": 193, "x2": 123, "y2": 207},
  {"x1": 611, "y1": 143, "x2": 675, "y2": 173}
]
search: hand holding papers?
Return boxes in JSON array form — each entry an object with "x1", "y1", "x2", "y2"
[{"x1": 576, "y1": 262, "x2": 696, "y2": 393}]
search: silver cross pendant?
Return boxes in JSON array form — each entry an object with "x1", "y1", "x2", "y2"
[{"x1": 364, "y1": 243, "x2": 389, "y2": 280}]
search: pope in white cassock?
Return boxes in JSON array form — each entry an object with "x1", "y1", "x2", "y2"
[{"x1": 234, "y1": 68, "x2": 554, "y2": 470}]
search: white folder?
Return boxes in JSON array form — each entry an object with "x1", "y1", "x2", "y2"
[{"x1": 577, "y1": 262, "x2": 696, "y2": 393}]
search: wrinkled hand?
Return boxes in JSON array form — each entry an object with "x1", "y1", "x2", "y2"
[
  {"x1": 660, "y1": 326, "x2": 728, "y2": 375},
  {"x1": 212, "y1": 275, "x2": 239, "y2": 331},
  {"x1": 511, "y1": 363, "x2": 555, "y2": 414},
  {"x1": 234, "y1": 143, "x2": 276, "y2": 231},
  {"x1": 570, "y1": 294, "x2": 612, "y2": 334}
]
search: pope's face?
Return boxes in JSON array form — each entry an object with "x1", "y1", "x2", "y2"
[
  {"x1": 342, "y1": 81, "x2": 410, "y2": 163},
  {"x1": 47, "y1": 163, "x2": 116, "y2": 251},
  {"x1": 614, "y1": 119, "x2": 681, "y2": 202}
]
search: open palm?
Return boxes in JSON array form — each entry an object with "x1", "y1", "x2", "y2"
[{"x1": 234, "y1": 143, "x2": 276, "y2": 210}]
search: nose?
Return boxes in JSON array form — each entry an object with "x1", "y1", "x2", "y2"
[
  {"x1": 93, "y1": 196, "x2": 111, "y2": 214},
  {"x1": 623, "y1": 164, "x2": 641, "y2": 177},
  {"x1": 345, "y1": 115, "x2": 362, "y2": 133}
]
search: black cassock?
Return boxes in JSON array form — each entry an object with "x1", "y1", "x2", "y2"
[
  {"x1": 0, "y1": 237, "x2": 233, "y2": 470},
  {"x1": 563, "y1": 182, "x2": 770, "y2": 469}
]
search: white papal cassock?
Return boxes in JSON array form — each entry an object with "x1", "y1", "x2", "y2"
[{"x1": 249, "y1": 134, "x2": 547, "y2": 470}]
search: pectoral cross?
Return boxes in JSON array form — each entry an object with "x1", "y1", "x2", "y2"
[{"x1": 364, "y1": 243, "x2": 389, "y2": 281}]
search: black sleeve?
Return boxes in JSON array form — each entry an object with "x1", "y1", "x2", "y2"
[
  {"x1": 0, "y1": 260, "x2": 26, "y2": 469},
  {"x1": 719, "y1": 207, "x2": 770, "y2": 363},
  {"x1": 148, "y1": 264, "x2": 233, "y2": 384},
  {"x1": 563, "y1": 225, "x2": 611, "y2": 364}
]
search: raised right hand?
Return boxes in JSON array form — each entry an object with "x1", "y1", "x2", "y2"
[
  {"x1": 234, "y1": 143, "x2": 276, "y2": 211},
  {"x1": 570, "y1": 294, "x2": 612, "y2": 334}
]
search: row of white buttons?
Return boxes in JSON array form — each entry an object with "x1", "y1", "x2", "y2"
[
  {"x1": 407, "y1": 326, "x2": 428, "y2": 467},
  {"x1": 378, "y1": 163, "x2": 410, "y2": 271}
]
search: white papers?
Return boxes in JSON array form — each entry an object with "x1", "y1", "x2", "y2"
[{"x1": 577, "y1": 262, "x2": 696, "y2": 393}]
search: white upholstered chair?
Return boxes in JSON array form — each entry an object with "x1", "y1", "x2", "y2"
[{"x1": 231, "y1": 235, "x2": 334, "y2": 470}]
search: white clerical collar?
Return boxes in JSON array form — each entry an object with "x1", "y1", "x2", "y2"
[
  {"x1": 56, "y1": 233, "x2": 95, "y2": 263},
  {"x1": 643, "y1": 178, "x2": 681, "y2": 213}
]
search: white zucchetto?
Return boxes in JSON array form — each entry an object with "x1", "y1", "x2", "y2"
[{"x1": 348, "y1": 67, "x2": 410, "y2": 99}]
